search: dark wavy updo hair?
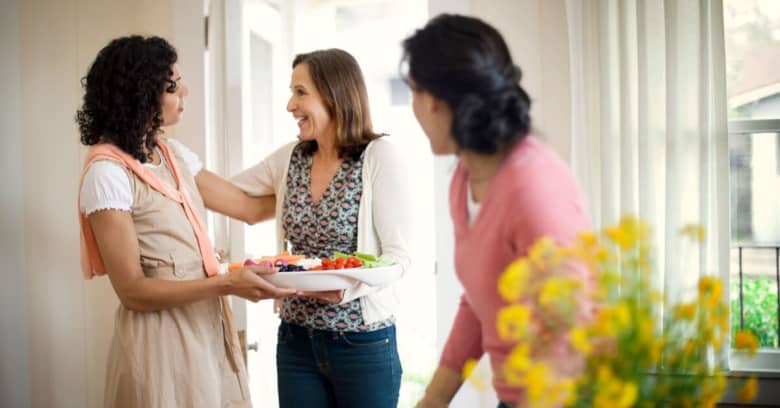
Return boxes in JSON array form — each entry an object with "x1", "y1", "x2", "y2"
[
  {"x1": 76, "y1": 35, "x2": 178, "y2": 162},
  {"x1": 402, "y1": 14, "x2": 532, "y2": 154}
]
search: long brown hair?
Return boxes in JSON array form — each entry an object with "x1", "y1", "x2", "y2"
[{"x1": 293, "y1": 49, "x2": 383, "y2": 158}]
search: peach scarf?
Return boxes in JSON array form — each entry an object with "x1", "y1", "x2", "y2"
[{"x1": 78, "y1": 140, "x2": 218, "y2": 279}]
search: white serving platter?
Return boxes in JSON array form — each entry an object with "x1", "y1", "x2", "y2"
[{"x1": 261, "y1": 264, "x2": 402, "y2": 291}]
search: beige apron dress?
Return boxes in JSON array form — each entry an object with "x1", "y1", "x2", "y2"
[{"x1": 101, "y1": 147, "x2": 251, "y2": 408}]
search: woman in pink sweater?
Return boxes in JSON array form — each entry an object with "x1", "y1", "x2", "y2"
[{"x1": 403, "y1": 14, "x2": 591, "y2": 407}]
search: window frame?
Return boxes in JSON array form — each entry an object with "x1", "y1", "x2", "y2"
[{"x1": 728, "y1": 118, "x2": 780, "y2": 374}]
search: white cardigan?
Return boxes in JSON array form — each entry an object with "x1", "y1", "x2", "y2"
[{"x1": 231, "y1": 138, "x2": 412, "y2": 324}]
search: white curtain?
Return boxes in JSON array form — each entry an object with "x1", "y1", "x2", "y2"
[{"x1": 566, "y1": 0, "x2": 729, "y2": 305}]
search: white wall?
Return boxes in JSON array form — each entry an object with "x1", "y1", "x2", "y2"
[
  {"x1": 11, "y1": 1, "x2": 203, "y2": 406},
  {"x1": 471, "y1": 0, "x2": 572, "y2": 161},
  {"x1": 173, "y1": 0, "x2": 208, "y2": 160},
  {"x1": 0, "y1": 0, "x2": 31, "y2": 407}
]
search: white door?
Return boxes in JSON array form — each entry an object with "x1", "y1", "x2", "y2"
[
  {"x1": 208, "y1": 1, "x2": 449, "y2": 406},
  {"x1": 209, "y1": 0, "x2": 292, "y2": 406}
]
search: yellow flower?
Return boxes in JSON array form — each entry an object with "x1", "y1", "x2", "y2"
[
  {"x1": 524, "y1": 368, "x2": 576, "y2": 408},
  {"x1": 679, "y1": 223, "x2": 706, "y2": 242},
  {"x1": 702, "y1": 373, "x2": 727, "y2": 406},
  {"x1": 650, "y1": 290, "x2": 665, "y2": 303},
  {"x1": 538, "y1": 277, "x2": 581, "y2": 308},
  {"x1": 461, "y1": 358, "x2": 488, "y2": 391},
  {"x1": 503, "y1": 343, "x2": 531, "y2": 386},
  {"x1": 698, "y1": 276, "x2": 723, "y2": 307},
  {"x1": 717, "y1": 311, "x2": 729, "y2": 336},
  {"x1": 614, "y1": 302, "x2": 631, "y2": 328},
  {"x1": 682, "y1": 340, "x2": 697, "y2": 357},
  {"x1": 604, "y1": 216, "x2": 649, "y2": 250},
  {"x1": 498, "y1": 218, "x2": 737, "y2": 406},
  {"x1": 558, "y1": 379, "x2": 578, "y2": 406},
  {"x1": 673, "y1": 303, "x2": 696, "y2": 321},
  {"x1": 711, "y1": 333, "x2": 723, "y2": 349},
  {"x1": 593, "y1": 365, "x2": 639, "y2": 408},
  {"x1": 497, "y1": 305, "x2": 531, "y2": 341},
  {"x1": 604, "y1": 226, "x2": 631, "y2": 250},
  {"x1": 570, "y1": 327, "x2": 593, "y2": 355},
  {"x1": 734, "y1": 330, "x2": 759, "y2": 355},
  {"x1": 638, "y1": 246, "x2": 653, "y2": 270},
  {"x1": 592, "y1": 311, "x2": 614, "y2": 336},
  {"x1": 578, "y1": 231, "x2": 599, "y2": 248},
  {"x1": 524, "y1": 362, "x2": 549, "y2": 404},
  {"x1": 462, "y1": 358, "x2": 477, "y2": 380},
  {"x1": 595, "y1": 247, "x2": 611, "y2": 262},
  {"x1": 737, "y1": 376, "x2": 758, "y2": 402},
  {"x1": 616, "y1": 382, "x2": 639, "y2": 408},
  {"x1": 499, "y1": 259, "x2": 530, "y2": 302},
  {"x1": 638, "y1": 319, "x2": 654, "y2": 346},
  {"x1": 649, "y1": 337, "x2": 664, "y2": 364},
  {"x1": 528, "y1": 236, "x2": 556, "y2": 268}
]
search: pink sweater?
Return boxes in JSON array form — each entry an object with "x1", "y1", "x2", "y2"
[{"x1": 440, "y1": 136, "x2": 591, "y2": 404}]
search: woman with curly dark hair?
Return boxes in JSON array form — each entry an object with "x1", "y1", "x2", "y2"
[
  {"x1": 403, "y1": 15, "x2": 593, "y2": 408},
  {"x1": 76, "y1": 35, "x2": 295, "y2": 407}
]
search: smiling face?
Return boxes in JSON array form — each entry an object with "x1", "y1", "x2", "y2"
[
  {"x1": 160, "y1": 63, "x2": 188, "y2": 127},
  {"x1": 286, "y1": 63, "x2": 335, "y2": 142},
  {"x1": 408, "y1": 77, "x2": 457, "y2": 155}
]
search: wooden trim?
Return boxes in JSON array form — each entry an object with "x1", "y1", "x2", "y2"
[{"x1": 237, "y1": 329, "x2": 248, "y2": 368}]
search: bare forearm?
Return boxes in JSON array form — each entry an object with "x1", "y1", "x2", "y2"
[
  {"x1": 419, "y1": 365, "x2": 463, "y2": 407},
  {"x1": 117, "y1": 274, "x2": 228, "y2": 312},
  {"x1": 89, "y1": 208, "x2": 294, "y2": 313}
]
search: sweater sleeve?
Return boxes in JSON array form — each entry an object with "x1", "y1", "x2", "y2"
[
  {"x1": 341, "y1": 139, "x2": 413, "y2": 303},
  {"x1": 439, "y1": 294, "x2": 485, "y2": 372},
  {"x1": 230, "y1": 142, "x2": 296, "y2": 196}
]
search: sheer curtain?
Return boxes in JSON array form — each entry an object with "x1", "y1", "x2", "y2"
[{"x1": 565, "y1": 0, "x2": 730, "y2": 309}]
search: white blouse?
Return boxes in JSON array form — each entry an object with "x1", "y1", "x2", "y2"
[
  {"x1": 466, "y1": 181, "x2": 482, "y2": 225},
  {"x1": 79, "y1": 139, "x2": 203, "y2": 215}
]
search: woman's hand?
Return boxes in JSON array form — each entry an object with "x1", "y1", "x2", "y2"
[
  {"x1": 414, "y1": 365, "x2": 462, "y2": 408},
  {"x1": 222, "y1": 264, "x2": 299, "y2": 301},
  {"x1": 299, "y1": 290, "x2": 345, "y2": 304}
]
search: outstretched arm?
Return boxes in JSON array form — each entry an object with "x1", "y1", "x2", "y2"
[{"x1": 195, "y1": 169, "x2": 276, "y2": 224}]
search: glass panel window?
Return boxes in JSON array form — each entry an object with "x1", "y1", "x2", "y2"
[{"x1": 725, "y1": 0, "x2": 780, "y2": 358}]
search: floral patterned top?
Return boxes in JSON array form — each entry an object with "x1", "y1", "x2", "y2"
[{"x1": 278, "y1": 143, "x2": 394, "y2": 332}]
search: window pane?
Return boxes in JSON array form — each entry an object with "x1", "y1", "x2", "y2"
[
  {"x1": 724, "y1": 0, "x2": 780, "y2": 120},
  {"x1": 728, "y1": 131, "x2": 780, "y2": 349},
  {"x1": 725, "y1": 0, "x2": 780, "y2": 351}
]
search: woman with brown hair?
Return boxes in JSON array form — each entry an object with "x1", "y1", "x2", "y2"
[{"x1": 231, "y1": 49, "x2": 411, "y2": 407}]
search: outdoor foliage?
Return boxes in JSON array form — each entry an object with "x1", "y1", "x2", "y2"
[{"x1": 731, "y1": 277, "x2": 779, "y2": 348}]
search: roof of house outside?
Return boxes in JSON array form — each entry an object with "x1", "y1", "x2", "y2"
[{"x1": 731, "y1": 43, "x2": 780, "y2": 108}]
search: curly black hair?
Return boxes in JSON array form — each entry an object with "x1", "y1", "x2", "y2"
[
  {"x1": 76, "y1": 35, "x2": 178, "y2": 163},
  {"x1": 402, "y1": 14, "x2": 532, "y2": 155}
]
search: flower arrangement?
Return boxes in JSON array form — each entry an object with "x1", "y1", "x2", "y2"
[{"x1": 479, "y1": 216, "x2": 759, "y2": 407}]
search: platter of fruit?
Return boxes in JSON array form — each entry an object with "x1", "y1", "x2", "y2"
[{"x1": 223, "y1": 251, "x2": 401, "y2": 291}]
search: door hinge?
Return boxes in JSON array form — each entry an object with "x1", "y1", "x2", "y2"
[{"x1": 204, "y1": 15, "x2": 209, "y2": 50}]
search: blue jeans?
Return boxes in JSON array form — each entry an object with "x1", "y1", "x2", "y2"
[
  {"x1": 276, "y1": 322, "x2": 402, "y2": 408},
  {"x1": 498, "y1": 403, "x2": 513, "y2": 408}
]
